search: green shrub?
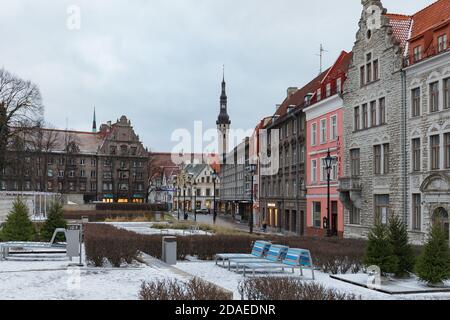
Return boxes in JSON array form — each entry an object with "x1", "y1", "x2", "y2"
[
  {"x1": 1, "y1": 197, "x2": 35, "y2": 241},
  {"x1": 364, "y1": 220, "x2": 398, "y2": 275},
  {"x1": 41, "y1": 201, "x2": 67, "y2": 242},
  {"x1": 416, "y1": 222, "x2": 450, "y2": 286},
  {"x1": 387, "y1": 214, "x2": 415, "y2": 277}
]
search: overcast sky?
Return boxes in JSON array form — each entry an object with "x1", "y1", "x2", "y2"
[{"x1": 0, "y1": 0, "x2": 434, "y2": 151}]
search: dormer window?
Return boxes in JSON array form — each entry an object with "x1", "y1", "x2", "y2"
[
  {"x1": 337, "y1": 78, "x2": 342, "y2": 93},
  {"x1": 326, "y1": 83, "x2": 331, "y2": 97},
  {"x1": 438, "y1": 34, "x2": 448, "y2": 53},
  {"x1": 317, "y1": 88, "x2": 321, "y2": 101}
]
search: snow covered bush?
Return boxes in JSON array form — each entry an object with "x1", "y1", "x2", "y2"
[
  {"x1": 139, "y1": 278, "x2": 232, "y2": 300},
  {"x1": 238, "y1": 277, "x2": 359, "y2": 300}
]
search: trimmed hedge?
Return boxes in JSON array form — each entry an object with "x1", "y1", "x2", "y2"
[
  {"x1": 139, "y1": 278, "x2": 232, "y2": 300},
  {"x1": 238, "y1": 277, "x2": 359, "y2": 300},
  {"x1": 84, "y1": 224, "x2": 368, "y2": 273}
]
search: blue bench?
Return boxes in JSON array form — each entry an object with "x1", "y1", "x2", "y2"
[
  {"x1": 240, "y1": 248, "x2": 315, "y2": 280},
  {"x1": 215, "y1": 240, "x2": 271, "y2": 267},
  {"x1": 230, "y1": 244, "x2": 289, "y2": 271}
]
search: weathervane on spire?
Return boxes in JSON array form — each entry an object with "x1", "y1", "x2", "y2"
[{"x1": 316, "y1": 44, "x2": 328, "y2": 74}]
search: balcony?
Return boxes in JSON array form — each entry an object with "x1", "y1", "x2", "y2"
[{"x1": 338, "y1": 176, "x2": 362, "y2": 210}]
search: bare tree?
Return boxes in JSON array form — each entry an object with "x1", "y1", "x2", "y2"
[{"x1": 0, "y1": 68, "x2": 44, "y2": 174}]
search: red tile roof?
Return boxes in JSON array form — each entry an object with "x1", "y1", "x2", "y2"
[
  {"x1": 411, "y1": 0, "x2": 450, "y2": 39},
  {"x1": 271, "y1": 69, "x2": 329, "y2": 122},
  {"x1": 385, "y1": 14, "x2": 413, "y2": 49}
]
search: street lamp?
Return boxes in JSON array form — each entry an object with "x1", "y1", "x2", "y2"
[
  {"x1": 247, "y1": 164, "x2": 257, "y2": 234},
  {"x1": 177, "y1": 187, "x2": 181, "y2": 220},
  {"x1": 324, "y1": 149, "x2": 337, "y2": 237},
  {"x1": 183, "y1": 183, "x2": 187, "y2": 220},
  {"x1": 193, "y1": 180, "x2": 197, "y2": 222},
  {"x1": 212, "y1": 169, "x2": 217, "y2": 224}
]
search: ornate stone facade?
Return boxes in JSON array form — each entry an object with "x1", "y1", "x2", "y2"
[{"x1": 339, "y1": 0, "x2": 407, "y2": 238}]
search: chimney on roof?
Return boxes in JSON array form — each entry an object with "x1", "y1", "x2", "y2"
[{"x1": 287, "y1": 87, "x2": 298, "y2": 98}]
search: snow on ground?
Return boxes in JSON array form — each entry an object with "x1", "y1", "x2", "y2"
[
  {"x1": 0, "y1": 254, "x2": 186, "y2": 300},
  {"x1": 175, "y1": 261, "x2": 450, "y2": 300},
  {"x1": 105, "y1": 222, "x2": 213, "y2": 236}
]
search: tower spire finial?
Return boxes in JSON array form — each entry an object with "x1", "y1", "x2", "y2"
[
  {"x1": 222, "y1": 64, "x2": 225, "y2": 82},
  {"x1": 92, "y1": 107, "x2": 97, "y2": 133}
]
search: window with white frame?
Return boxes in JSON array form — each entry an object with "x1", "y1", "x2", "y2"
[
  {"x1": 320, "y1": 119, "x2": 327, "y2": 144},
  {"x1": 330, "y1": 115, "x2": 337, "y2": 140},
  {"x1": 326, "y1": 83, "x2": 331, "y2": 97},
  {"x1": 311, "y1": 159, "x2": 317, "y2": 183},
  {"x1": 311, "y1": 123, "x2": 317, "y2": 146},
  {"x1": 317, "y1": 88, "x2": 321, "y2": 101},
  {"x1": 337, "y1": 78, "x2": 342, "y2": 93},
  {"x1": 438, "y1": 34, "x2": 447, "y2": 53},
  {"x1": 413, "y1": 46, "x2": 422, "y2": 62}
]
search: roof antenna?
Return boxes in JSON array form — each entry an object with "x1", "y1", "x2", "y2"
[{"x1": 316, "y1": 44, "x2": 328, "y2": 74}]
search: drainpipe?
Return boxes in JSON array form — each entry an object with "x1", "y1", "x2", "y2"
[{"x1": 401, "y1": 69, "x2": 408, "y2": 225}]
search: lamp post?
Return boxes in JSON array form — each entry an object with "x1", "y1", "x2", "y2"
[
  {"x1": 183, "y1": 183, "x2": 187, "y2": 220},
  {"x1": 193, "y1": 180, "x2": 197, "y2": 222},
  {"x1": 177, "y1": 187, "x2": 181, "y2": 220},
  {"x1": 212, "y1": 169, "x2": 217, "y2": 224},
  {"x1": 247, "y1": 164, "x2": 257, "y2": 234},
  {"x1": 324, "y1": 149, "x2": 336, "y2": 237}
]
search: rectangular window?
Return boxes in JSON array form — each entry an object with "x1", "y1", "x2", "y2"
[
  {"x1": 431, "y1": 135, "x2": 440, "y2": 170},
  {"x1": 412, "y1": 194, "x2": 421, "y2": 231},
  {"x1": 445, "y1": 133, "x2": 450, "y2": 169},
  {"x1": 413, "y1": 46, "x2": 422, "y2": 63},
  {"x1": 313, "y1": 202, "x2": 321, "y2": 228},
  {"x1": 317, "y1": 88, "x2": 321, "y2": 101},
  {"x1": 360, "y1": 66, "x2": 365, "y2": 87},
  {"x1": 370, "y1": 101, "x2": 377, "y2": 127},
  {"x1": 373, "y1": 59, "x2": 379, "y2": 81},
  {"x1": 326, "y1": 83, "x2": 331, "y2": 97},
  {"x1": 350, "y1": 149, "x2": 360, "y2": 177},
  {"x1": 412, "y1": 88, "x2": 421, "y2": 117},
  {"x1": 320, "y1": 119, "x2": 327, "y2": 144},
  {"x1": 412, "y1": 138, "x2": 421, "y2": 172},
  {"x1": 374, "y1": 145, "x2": 381, "y2": 175},
  {"x1": 337, "y1": 78, "x2": 342, "y2": 93},
  {"x1": 438, "y1": 34, "x2": 448, "y2": 53},
  {"x1": 311, "y1": 159, "x2": 317, "y2": 183},
  {"x1": 362, "y1": 104, "x2": 368, "y2": 129},
  {"x1": 430, "y1": 82, "x2": 439, "y2": 112},
  {"x1": 374, "y1": 195, "x2": 389, "y2": 224},
  {"x1": 383, "y1": 143, "x2": 390, "y2": 174},
  {"x1": 330, "y1": 115, "x2": 337, "y2": 140},
  {"x1": 366, "y1": 62, "x2": 372, "y2": 83},
  {"x1": 379, "y1": 98, "x2": 386, "y2": 124},
  {"x1": 354, "y1": 106, "x2": 360, "y2": 131},
  {"x1": 444, "y1": 78, "x2": 450, "y2": 109},
  {"x1": 321, "y1": 158, "x2": 327, "y2": 182},
  {"x1": 311, "y1": 123, "x2": 317, "y2": 146},
  {"x1": 90, "y1": 182, "x2": 97, "y2": 191}
]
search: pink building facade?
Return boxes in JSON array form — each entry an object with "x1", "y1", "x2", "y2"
[{"x1": 303, "y1": 51, "x2": 352, "y2": 237}]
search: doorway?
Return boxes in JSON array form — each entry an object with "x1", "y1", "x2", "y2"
[
  {"x1": 331, "y1": 201, "x2": 338, "y2": 236},
  {"x1": 433, "y1": 207, "x2": 449, "y2": 241}
]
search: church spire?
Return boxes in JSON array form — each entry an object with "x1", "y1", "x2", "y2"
[
  {"x1": 92, "y1": 107, "x2": 97, "y2": 133},
  {"x1": 217, "y1": 65, "x2": 230, "y2": 126}
]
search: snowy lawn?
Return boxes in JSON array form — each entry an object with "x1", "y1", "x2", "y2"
[
  {"x1": 0, "y1": 253, "x2": 186, "y2": 300},
  {"x1": 175, "y1": 261, "x2": 450, "y2": 300},
  {"x1": 104, "y1": 222, "x2": 213, "y2": 236}
]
